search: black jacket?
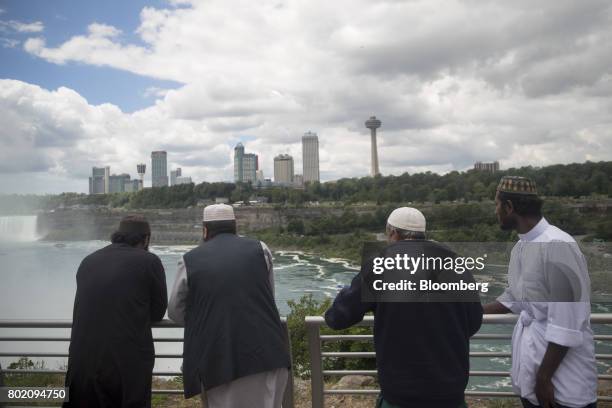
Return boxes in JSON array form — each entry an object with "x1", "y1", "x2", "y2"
[
  {"x1": 181, "y1": 233, "x2": 291, "y2": 398},
  {"x1": 325, "y1": 240, "x2": 483, "y2": 408},
  {"x1": 64, "y1": 243, "x2": 167, "y2": 408}
]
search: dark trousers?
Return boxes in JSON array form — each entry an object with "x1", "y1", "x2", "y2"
[
  {"x1": 520, "y1": 398, "x2": 596, "y2": 408},
  {"x1": 376, "y1": 395, "x2": 468, "y2": 408}
]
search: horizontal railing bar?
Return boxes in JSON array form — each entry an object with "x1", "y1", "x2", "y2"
[
  {"x1": 320, "y1": 335, "x2": 373, "y2": 341},
  {"x1": 465, "y1": 391, "x2": 518, "y2": 398},
  {"x1": 323, "y1": 370, "x2": 377, "y2": 375},
  {"x1": 322, "y1": 352, "x2": 375, "y2": 358},
  {"x1": 151, "y1": 389, "x2": 184, "y2": 394},
  {"x1": 3, "y1": 368, "x2": 608, "y2": 382},
  {"x1": 0, "y1": 337, "x2": 71, "y2": 342},
  {"x1": 595, "y1": 335, "x2": 612, "y2": 341},
  {"x1": 470, "y1": 352, "x2": 511, "y2": 357},
  {"x1": 0, "y1": 337, "x2": 185, "y2": 342},
  {"x1": 320, "y1": 351, "x2": 515, "y2": 358},
  {"x1": 0, "y1": 317, "x2": 285, "y2": 329},
  {"x1": 2, "y1": 351, "x2": 608, "y2": 360},
  {"x1": 321, "y1": 390, "x2": 612, "y2": 401},
  {"x1": 6, "y1": 334, "x2": 605, "y2": 342},
  {"x1": 0, "y1": 369, "x2": 184, "y2": 376},
  {"x1": 472, "y1": 334, "x2": 512, "y2": 340},
  {"x1": 0, "y1": 352, "x2": 69, "y2": 357},
  {"x1": 3, "y1": 334, "x2": 608, "y2": 342},
  {"x1": 0, "y1": 352, "x2": 184, "y2": 358},
  {"x1": 324, "y1": 389, "x2": 379, "y2": 395},
  {"x1": 306, "y1": 314, "x2": 612, "y2": 327},
  {"x1": 321, "y1": 370, "x2": 512, "y2": 377}
]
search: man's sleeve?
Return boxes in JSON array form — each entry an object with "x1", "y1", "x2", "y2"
[
  {"x1": 496, "y1": 288, "x2": 522, "y2": 314},
  {"x1": 467, "y1": 301, "x2": 484, "y2": 337},
  {"x1": 168, "y1": 256, "x2": 188, "y2": 325},
  {"x1": 260, "y1": 241, "x2": 275, "y2": 298},
  {"x1": 150, "y1": 255, "x2": 168, "y2": 322},
  {"x1": 544, "y1": 242, "x2": 590, "y2": 347},
  {"x1": 545, "y1": 302, "x2": 589, "y2": 347},
  {"x1": 324, "y1": 260, "x2": 375, "y2": 330}
]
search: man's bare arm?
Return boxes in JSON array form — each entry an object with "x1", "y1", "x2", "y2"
[
  {"x1": 535, "y1": 342, "x2": 569, "y2": 408},
  {"x1": 483, "y1": 301, "x2": 511, "y2": 314}
]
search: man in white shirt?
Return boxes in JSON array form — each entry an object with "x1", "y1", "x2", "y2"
[
  {"x1": 483, "y1": 176, "x2": 597, "y2": 408},
  {"x1": 168, "y1": 204, "x2": 290, "y2": 407}
]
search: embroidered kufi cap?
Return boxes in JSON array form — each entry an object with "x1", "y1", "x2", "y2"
[
  {"x1": 203, "y1": 204, "x2": 236, "y2": 222},
  {"x1": 497, "y1": 176, "x2": 538, "y2": 195}
]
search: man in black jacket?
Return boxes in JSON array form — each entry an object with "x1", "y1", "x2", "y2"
[
  {"x1": 63, "y1": 215, "x2": 167, "y2": 408},
  {"x1": 325, "y1": 207, "x2": 483, "y2": 408},
  {"x1": 168, "y1": 204, "x2": 290, "y2": 407}
]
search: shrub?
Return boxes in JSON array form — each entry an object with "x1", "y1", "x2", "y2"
[{"x1": 286, "y1": 294, "x2": 375, "y2": 379}]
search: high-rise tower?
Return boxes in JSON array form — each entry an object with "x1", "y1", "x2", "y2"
[
  {"x1": 302, "y1": 131, "x2": 320, "y2": 183},
  {"x1": 234, "y1": 142, "x2": 258, "y2": 183},
  {"x1": 274, "y1": 154, "x2": 294, "y2": 185},
  {"x1": 365, "y1": 116, "x2": 382, "y2": 177},
  {"x1": 137, "y1": 163, "x2": 146, "y2": 190},
  {"x1": 151, "y1": 151, "x2": 168, "y2": 187}
]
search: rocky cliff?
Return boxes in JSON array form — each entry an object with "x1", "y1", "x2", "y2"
[{"x1": 37, "y1": 206, "x2": 350, "y2": 244}]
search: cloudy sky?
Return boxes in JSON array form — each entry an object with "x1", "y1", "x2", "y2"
[{"x1": 0, "y1": 0, "x2": 611, "y2": 194}]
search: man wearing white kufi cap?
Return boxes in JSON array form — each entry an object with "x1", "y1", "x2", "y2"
[
  {"x1": 325, "y1": 207, "x2": 483, "y2": 408},
  {"x1": 168, "y1": 204, "x2": 291, "y2": 407}
]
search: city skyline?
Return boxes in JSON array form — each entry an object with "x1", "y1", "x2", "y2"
[{"x1": 1, "y1": 1, "x2": 612, "y2": 194}]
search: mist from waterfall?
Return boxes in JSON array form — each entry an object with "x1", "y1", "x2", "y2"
[{"x1": 0, "y1": 215, "x2": 40, "y2": 242}]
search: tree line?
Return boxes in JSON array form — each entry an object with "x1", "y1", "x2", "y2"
[{"x1": 0, "y1": 160, "x2": 610, "y2": 213}]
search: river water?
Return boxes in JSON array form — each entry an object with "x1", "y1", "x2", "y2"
[{"x1": 0, "y1": 216, "x2": 611, "y2": 394}]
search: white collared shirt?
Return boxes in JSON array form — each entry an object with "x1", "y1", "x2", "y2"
[{"x1": 497, "y1": 217, "x2": 597, "y2": 407}]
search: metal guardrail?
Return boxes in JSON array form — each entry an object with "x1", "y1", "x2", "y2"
[
  {"x1": 306, "y1": 314, "x2": 612, "y2": 408},
  {"x1": 0, "y1": 318, "x2": 294, "y2": 407}
]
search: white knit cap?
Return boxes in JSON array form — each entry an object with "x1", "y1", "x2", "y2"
[
  {"x1": 203, "y1": 204, "x2": 235, "y2": 222},
  {"x1": 387, "y1": 207, "x2": 426, "y2": 232}
]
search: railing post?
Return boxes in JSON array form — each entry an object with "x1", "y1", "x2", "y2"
[
  {"x1": 282, "y1": 319, "x2": 294, "y2": 408},
  {"x1": 0, "y1": 363, "x2": 5, "y2": 408},
  {"x1": 306, "y1": 317, "x2": 324, "y2": 408}
]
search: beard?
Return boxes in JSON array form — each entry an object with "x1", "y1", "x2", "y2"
[{"x1": 499, "y1": 215, "x2": 517, "y2": 231}]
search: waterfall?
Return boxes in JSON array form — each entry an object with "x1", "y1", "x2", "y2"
[{"x1": 0, "y1": 215, "x2": 40, "y2": 242}]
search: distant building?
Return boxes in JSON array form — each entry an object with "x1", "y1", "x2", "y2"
[
  {"x1": 274, "y1": 154, "x2": 294, "y2": 185},
  {"x1": 151, "y1": 151, "x2": 169, "y2": 187},
  {"x1": 89, "y1": 166, "x2": 109, "y2": 195},
  {"x1": 302, "y1": 131, "x2": 320, "y2": 183},
  {"x1": 256, "y1": 170, "x2": 264, "y2": 182},
  {"x1": 170, "y1": 168, "x2": 182, "y2": 186},
  {"x1": 294, "y1": 174, "x2": 304, "y2": 187},
  {"x1": 234, "y1": 143, "x2": 259, "y2": 183},
  {"x1": 175, "y1": 176, "x2": 193, "y2": 185},
  {"x1": 109, "y1": 174, "x2": 131, "y2": 193},
  {"x1": 136, "y1": 163, "x2": 146, "y2": 191},
  {"x1": 242, "y1": 154, "x2": 258, "y2": 183},
  {"x1": 124, "y1": 179, "x2": 141, "y2": 193},
  {"x1": 474, "y1": 161, "x2": 500, "y2": 172}
]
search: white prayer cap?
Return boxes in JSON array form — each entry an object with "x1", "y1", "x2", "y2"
[
  {"x1": 203, "y1": 204, "x2": 235, "y2": 222},
  {"x1": 387, "y1": 207, "x2": 426, "y2": 232}
]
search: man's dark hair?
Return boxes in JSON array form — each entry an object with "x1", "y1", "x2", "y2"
[
  {"x1": 498, "y1": 191, "x2": 543, "y2": 217},
  {"x1": 110, "y1": 231, "x2": 150, "y2": 247},
  {"x1": 204, "y1": 220, "x2": 237, "y2": 240}
]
